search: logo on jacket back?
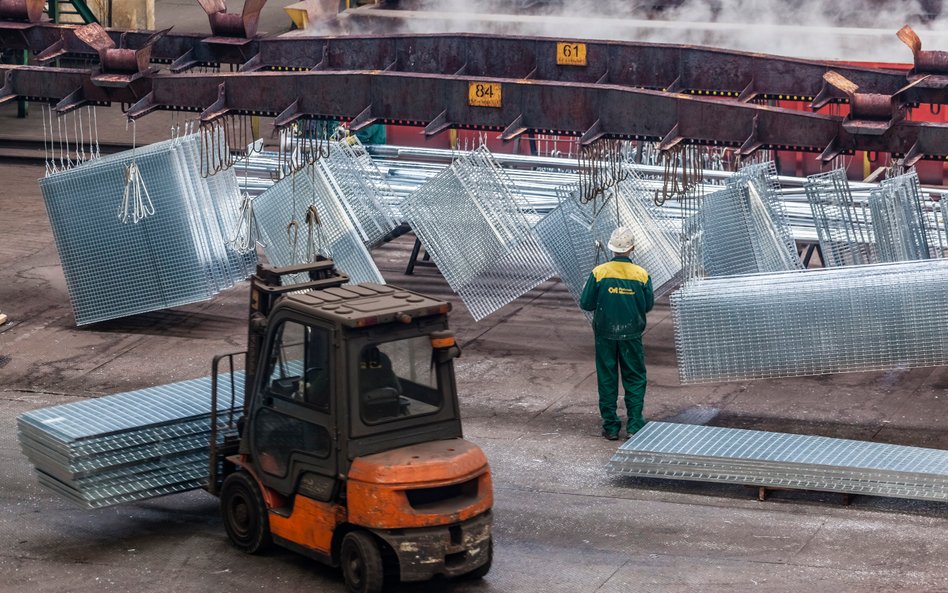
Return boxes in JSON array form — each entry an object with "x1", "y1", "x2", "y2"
[{"x1": 608, "y1": 287, "x2": 635, "y2": 295}]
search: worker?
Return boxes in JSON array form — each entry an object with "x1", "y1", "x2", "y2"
[{"x1": 580, "y1": 227, "x2": 654, "y2": 441}]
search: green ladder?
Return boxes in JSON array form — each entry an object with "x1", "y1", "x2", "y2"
[{"x1": 47, "y1": 0, "x2": 98, "y2": 24}]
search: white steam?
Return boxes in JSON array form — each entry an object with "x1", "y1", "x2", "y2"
[{"x1": 336, "y1": 0, "x2": 948, "y2": 61}]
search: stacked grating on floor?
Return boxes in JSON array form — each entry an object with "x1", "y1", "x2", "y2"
[
  {"x1": 253, "y1": 166, "x2": 385, "y2": 285},
  {"x1": 868, "y1": 170, "x2": 936, "y2": 262},
  {"x1": 608, "y1": 422, "x2": 948, "y2": 502},
  {"x1": 17, "y1": 373, "x2": 245, "y2": 508},
  {"x1": 700, "y1": 162, "x2": 801, "y2": 276},
  {"x1": 40, "y1": 133, "x2": 256, "y2": 326},
  {"x1": 805, "y1": 168, "x2": 875, "y2": 267},
  {"x1": 671, "y1": 260, "x2": 948, "y2": 383},
  {"x1": 402, "y1": 147, "x2": 555, "y2": 320},
  {"x1": 316, "y1": 139, "x2": 399, "y2": 247}
]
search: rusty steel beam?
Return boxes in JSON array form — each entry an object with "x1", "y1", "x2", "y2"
[
  {"x1": 3, "y1": 21, "x2": 946, "y2": 109},
  {"x1": 3, "y1": 64, "x2": 947, "y2": 164}
]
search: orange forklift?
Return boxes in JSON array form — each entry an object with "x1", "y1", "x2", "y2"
[{"x1": 207, "y1": 258, "x2": 493, "y2": 593}]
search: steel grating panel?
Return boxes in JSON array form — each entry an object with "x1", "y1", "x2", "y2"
[
  {"x1": 402, "y1": 147, "x2": 556, "y2": 320},
  {"x1": 17, "y1": 373, "x2": 244, "y2": 508},
  {"x1": 671, "y1": 260, "x2": 948, "y2": 383},
  {"x1": 317, "y1": 139, "x2": 398, "y2": 247},
  {"x1": 253, "y1": 167, "x2": 384, "y2": 285},
  {"x1": 805, "y1": 169, "x2": 875, "y2": 267},
  {"x1": 701, "y1": 162, "x2": 802, "y2": 277},
  {"x1": 869, "y1": 170, "x2": 936, "y2": 263},
  {"x1": 607, "y1": 422, "x2": 948, "y2": 502},
  {"x1": 729, "y1": 162, "x2": 800, "y2": 268},
  {"x1": 39, "y1": 133, "x2": 255, "y2": 325},
  {"x1": 534, "y1": 169, "x2": 682, "y2": 319},
  {"x1": 533, "y1": 189, "x2": 601, "y2": 315}
]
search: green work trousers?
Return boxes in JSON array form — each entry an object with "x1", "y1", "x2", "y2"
[{"x1": 595, "y1": 334, "x2": 646, "y2": 435}]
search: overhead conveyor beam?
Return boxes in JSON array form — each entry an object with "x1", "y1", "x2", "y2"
[
  {"x1": 2, "y1": 21, "x2": 948, "y2": 107},
  {"x1": 4, "y1": 65, "x2": 948, "y2": 163}
]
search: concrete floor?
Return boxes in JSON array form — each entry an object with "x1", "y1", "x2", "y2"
[{"x1": 0, "y1": 101, "x2": 947, "y2": 592}]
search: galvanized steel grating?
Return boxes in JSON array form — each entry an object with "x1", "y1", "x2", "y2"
[
  {"x1": 805, "y1": 169, "x2": 874, "y2": 267},
  {"x1": 534, "y1": 167, "x2": 681, "y2": 318},
  {"x1": 608, "y1": 422, "x2": 948, "y2": 502},
  {"x1": 253, "y1": 166, "x2": 385, "y2": 285},
  {"x1": 402, "y1": 147, "x2": 556, "y2": 320},
  {"x1": 671, "y1": 260, "x2": 948, "y2": 383},
  {"x1": 17, "y1": 373, "x2": 244, "y2": 508},
  {"x1": 869, "y1": 170, "x2": 937, "y2": 263},
  {"x1": 316, "y1": 139, "x2": 398, "y2": 247},
  {"x1": 700, "y1": 162, "x2": 802, "y2": 277},
  {"x1": 39, "y1": 133, "x2": 256, "y2": 326}
]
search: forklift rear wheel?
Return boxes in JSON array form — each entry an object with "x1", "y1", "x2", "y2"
[
  {"x1": 340, "y1": 531, "x2": 384, "y2": 593},
  {"x1": 221, "y1": 471, "x2": 272, "y2": 554}
]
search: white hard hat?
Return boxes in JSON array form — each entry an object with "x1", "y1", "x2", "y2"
[{"x1": 607, "y1": 227, "x2": 635, "y2": 253}]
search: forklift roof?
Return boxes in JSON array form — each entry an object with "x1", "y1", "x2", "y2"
[{"x1": 283, "y1": 283, "x2": 452, "y2": 328}]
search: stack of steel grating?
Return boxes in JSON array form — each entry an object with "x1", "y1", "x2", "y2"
[
  {"x1": 869, "y1": 170, "x2": 937, "y2": 262},
  {"x1": 701, "y1": 162, "x2": 802, "y2": 277},
  {"x1": 402, "y1": 147, "x2": 555, "y2": 320},
  {"x1": 315, "y1": 139, "x2": 398, "y2": 247},
  {"x1": 671, "y1": 260, "x2": 948, "y2": 383},
  {"x1": 805, "y1": 169, "x2": 875, "y2": 267},
  {"x1": 608, "y1": 422, "x2": 948, "y2": 502},
  {"x1": 253, "y1": 166, "x2": 385, "y2": 285},
  {"x1": 39, "y1": 133, "x2": 256, "y2": 325},
  {"x1": 17, "y1": 373, "x2": 244, "y2": 508}
]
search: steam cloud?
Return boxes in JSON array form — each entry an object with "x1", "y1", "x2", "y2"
[{"x1": 339, "y1": 0, "x2": 948, "y2": 61}]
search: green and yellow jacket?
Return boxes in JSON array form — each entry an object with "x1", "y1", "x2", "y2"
[{"x1": 579, "y1": 256, "x2": 654, "y2": 340}]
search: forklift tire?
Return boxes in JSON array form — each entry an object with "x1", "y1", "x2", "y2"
[
  {"x1": 221, "y1": 471, "x2": 272, "y2": 554},
  {"x1": 461, "y1": 537, "x2": 493, "y2": 580},
  {"x1": 340, "y1": 531, "x2": 384, "y2": 593}
]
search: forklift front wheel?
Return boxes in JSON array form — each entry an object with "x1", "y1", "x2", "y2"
[
  {"x1": 462, "y1": 536, "x2": 493, "y2": 580},
  {"x1": 340, "y1": 531, "x2": 384, "y2": 593},
  {"x1": 221, "y1": 471, "x2": 272, "y2": 554}
]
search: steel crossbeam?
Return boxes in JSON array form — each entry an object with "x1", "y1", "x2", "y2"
[
  {"x1": 1, "y1": 22, "x2": 944, "y2": 109},
  {"x1": 6, "y1": 66, "x2": 948, "y2": 163}
]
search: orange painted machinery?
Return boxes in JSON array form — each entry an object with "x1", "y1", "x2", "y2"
[{"x1": 207, "y1": 258, "x2": 492, "y2": 593}]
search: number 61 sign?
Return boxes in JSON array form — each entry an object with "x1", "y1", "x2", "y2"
[{"x1": 556, "y1": 42, "x2": 587, "y2": 66}]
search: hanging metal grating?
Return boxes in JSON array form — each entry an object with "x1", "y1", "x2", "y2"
[
  {"x1": 533, "y1": 187, "x2": 601, "y2": 315},
  {"x1": 700, "y1": 161, "x2": 802, "y2": 277},
  {"x1": 39, "y1": 133, "x2": 256, "y2": 326},
  {"x1": 316, "y1": 138, "x2": 399, "y2": 247},
  {"x1": 607, "y1": 422, "x2": 948, "y2": 502},
  {"x1": 805, "y1": 168, "x2": 875, "y2": 267},
  {"x1": 671, "y1": 260, "x2": 948, "y2": 384},
  {"x1": 402, "y1": 147, "x2": 556, "y2": 321},
  {"x1": 868, "y1": 170, "x2": 938, "y2": 263},
  {"x1": 252, "y1": 166, "x2": 385, "y2": 285},
  {"x1": 534, "y1": 166, "x2": 682, "y2": 320},
  {"x1": 17, "y1": 373, "x2": 245, "y2": 508}
]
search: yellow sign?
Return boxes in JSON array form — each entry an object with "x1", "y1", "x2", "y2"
[
  {"x1": 468, "y1": 82, "x2": 502, "y2": 108},
  {"x1": 556, "y1": 42, "x2": 587, "y2": 66}
]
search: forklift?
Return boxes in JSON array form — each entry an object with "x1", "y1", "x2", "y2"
[{"x1": 206, "y1": 258, "x2": 493, "y2": 593}]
